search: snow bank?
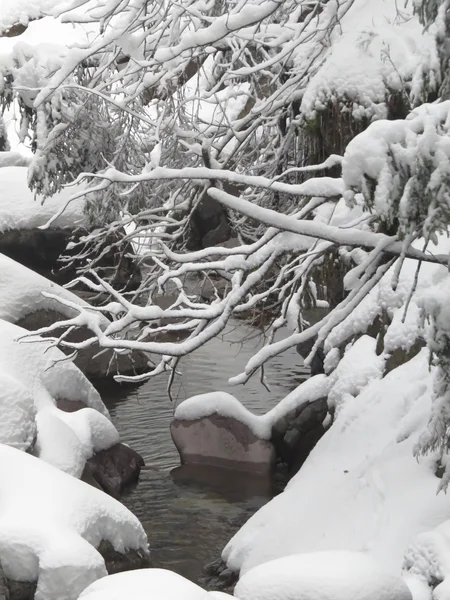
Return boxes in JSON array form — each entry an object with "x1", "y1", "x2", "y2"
[
  {"x1": 0, "y1": 166, "x2": 86, "y2": 231},
  {"x1": 235, "y1": 551, "x2": 412, "y2": 600},
  {"x1": 78, "y1": 568, "x2": 233, "y2": 600},
  {"x1": 0, "y1": 443, "x2": 148, "y2": 600},
  {"x1": 222, "y1": 349, "x2": 450, "y2": 583},
  {"x1": 0, "y1": 318, "x2": 118, "y2": 477}
]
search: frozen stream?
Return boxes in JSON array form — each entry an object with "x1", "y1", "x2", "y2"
[{"x1": 100, "y1": 319, "x2": 308, "y2": 584}]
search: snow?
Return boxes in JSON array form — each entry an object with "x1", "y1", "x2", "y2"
[
  {"x1": 175, "y1": 375, "x2": 330, "y2": 440},
  {"x1": 0, "y1": 166, "x2": 86, "y2": 231},
  {"x1": 78, "y1": 568, "x2": 232, "y2": 600},
  {"x1": 0, "y1": 253, "x2": 104, "y2": 324},
  {"x1": 0, "y1": 0, "x2": 61, "y2": 34},
  {"x1": 0, "y1": 443, "x2": 148, "y2": 600},
  {"x1": 0, "y1": 317, "x2": 118, "y2": 477},
  {"x1": 222, "y1": 349, "x2": 450, "y2": 589},
  {"x1": 300, "y1": 0, "x2": 432, "y2": 122},
  {"x1": 235, "y1": 551, "x2": 412, "y2": 600}
]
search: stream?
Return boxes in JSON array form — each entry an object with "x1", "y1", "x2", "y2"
[{"x1": 100, "y1": 319, "x2": 309, "y2": 584}]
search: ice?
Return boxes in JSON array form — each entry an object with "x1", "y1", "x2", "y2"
[
  {"x1": 0, "y1": 443, "x2": 148, "y2": 600},
  {"x1": 235, "y1": 551, "x2": 412, "y2": 600}
]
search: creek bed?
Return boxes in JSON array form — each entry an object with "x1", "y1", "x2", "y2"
[{"x1": 100, "y1": 319, "x2": 308, "y2": 584}]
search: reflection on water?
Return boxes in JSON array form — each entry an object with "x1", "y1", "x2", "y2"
[{"x1": 100, "y1": 319, "x2": 308, "y2": 584}]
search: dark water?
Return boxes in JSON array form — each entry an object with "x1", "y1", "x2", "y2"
[{"x1": 101, "y1": 319, "x2": 308, "y2": 584}]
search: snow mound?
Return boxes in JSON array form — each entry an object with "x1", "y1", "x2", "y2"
[
  {"x1": 0, "y1": 166, "x2": 86, "y2": 231},
  {"x1": 223, "y1": 350, "x2": 450, "y2": 583},
  {"x1": 78, "y1": 568, "x2": 229, "y2": 600},
  {"x1": 0, "y1": 443, "x2": 148, "y2": 600},
  {"x1": 0, "y1": 318, "x2": 117, "y2": 476},
  {"x1": 0, "y1": 373, "x2": 36, "y2": 451},
  {"x1": 235, "y1": 551, "x2": 412, "y2": 600}
]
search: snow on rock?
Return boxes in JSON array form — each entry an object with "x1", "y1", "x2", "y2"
[
  {"x1": 0, "y1": 318, "x2": 119, "y2": 477},
  {"x1": 235, "y1": 551, "x2": 412, "y2": 600},
  {"x1": 222, "y1": 349, "x2": 450, "y2": 584},
  {"x1": 78, "y1": 568, "x2": 232, "y2": 600},
  {"x1": 0, "y1": 443, "x2": 148, "y2": 600},
  {"x1": 0, "y1": 166, "x2": 86, "y2": 231},
  {"x1": 0, "y1": 253, "x2": 104, "y2": 324},
  {"x1": 174, "y1": 375, "x2": 331, "y2": 441},
  {"x1": 175, "y1": 392, "x2": 270, "y2": 439}
]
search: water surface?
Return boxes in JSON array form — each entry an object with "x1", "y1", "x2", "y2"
[{"x1": 101, "y1": 319, "x2": 308, "y2": 583}]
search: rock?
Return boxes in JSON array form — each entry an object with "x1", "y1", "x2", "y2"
[
  {"x1": 0, "y1": 566, "x2": 9, "y2": 600},
  {"x1": 201, "y1": 558, "x2": 239, "y2": 593},
  {"x1": 97, "y1": 541, "x2": 151, "y2": 574},
  {"x1": 0, "y1": 228, "x2": 73, "y2": 284},
  {"x1": 4, "y1": 578, "x2": 35, "y2": 600},
  {"x1": 188, "y1": 197, "x2": 231, "y2": 250},
  {"x1": 83, "y1": 443, "x2": 145, "y2": 498},
  {"x1": 384, "y1": 339, "x2": 425, "y2": 375},
  {"x1": 17, "y1": 309, "x2": 150, "y2": 382},
  {"x1": 56, "y1": 399, "x2": 145, "y2": 498},
  {"x1": 271, "y1": 398, "x2": 328, "y2": 475},
  {"x1": 171, "y1": 414, "x2": 276, "y2": 474}
]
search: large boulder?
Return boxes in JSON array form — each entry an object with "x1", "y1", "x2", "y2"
[
  {"x1": 82, "y1": 443, "x2": 145, "y2": 499},
  {"x1": 171, "y1": 414, "x2": 276, "y2": 474}
]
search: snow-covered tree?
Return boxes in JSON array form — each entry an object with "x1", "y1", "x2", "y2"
[{"x1": 4, "y1": 0, "x2": 450, "y2": 470}]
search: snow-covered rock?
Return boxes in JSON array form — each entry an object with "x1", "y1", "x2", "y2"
[
  {"x1": 0, "y1": 254, "x2": 149, "y2": 380},
  {"x1": 235, "y1": 551, "x2": 412, "y2": 600},
  {"x1": 172, "y1": 378, "x2": 330, "y2": 473},
  {"x1": 0, "y1": 443, "x2": 148, "y2": 600},
  {"x1": 0, "y1": 252, "x2": 99, "y2": 324},
  {"x1": 0, "y1": 318, "x2": 116, "y2": 476},
  {"x1": 77, "y1": 568, "x2": 231, "y2": 600}
]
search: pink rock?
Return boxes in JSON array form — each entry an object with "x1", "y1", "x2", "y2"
[{"x1": 171, "y1": 414, "x2": 276, "y2": 474}]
